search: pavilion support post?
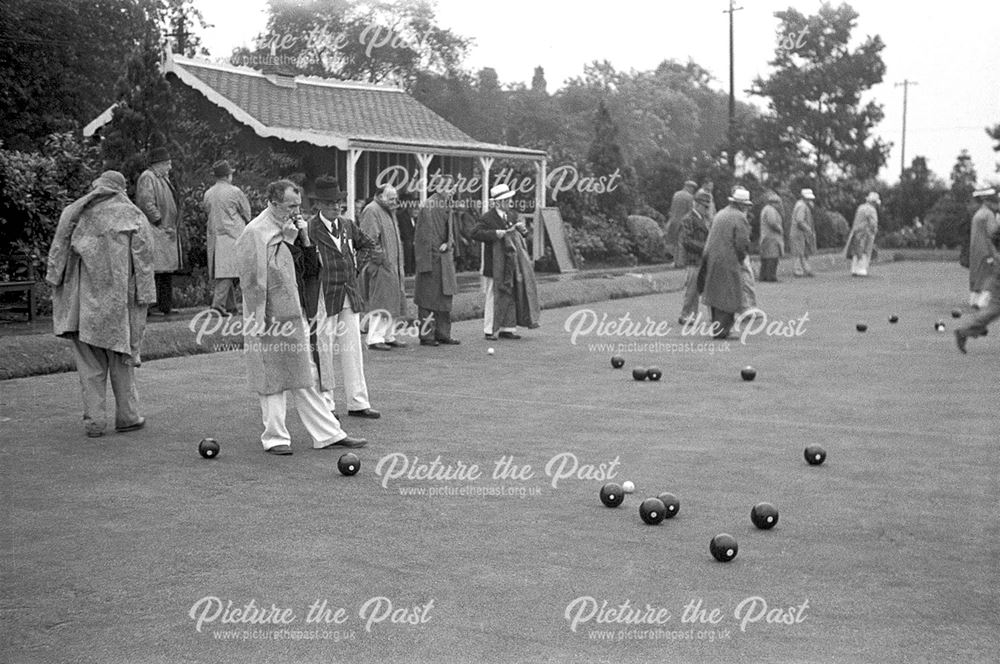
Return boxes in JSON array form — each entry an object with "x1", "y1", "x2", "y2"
[
  {"x1": 533, "y1": 159, "x2": 547, "y2": 260},
  {"x1": 346, "y1": 148, "x2": 363, "y2": 220},
  {"x1": 416, "y1": 153, "x2": 434, "y2": 205},
  {"x1": 478, "y1": 156, "x2": 494, "y2": 216}
]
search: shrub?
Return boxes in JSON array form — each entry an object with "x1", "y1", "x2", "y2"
[{"x1": 878, "y1": 225, "x2": 936, "y2": 249}]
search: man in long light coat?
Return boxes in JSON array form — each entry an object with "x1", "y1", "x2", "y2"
[
  {"x1": 359, "y1": 185, "x2": 407, "y2": 350},
  {"x1": 967, "y1": 187, "x2": 1000, "y2": 309},
  {"x1": 844, "y1": 192, "x2": 880, "y2": 277},
  {"x1": 758, "y1": 191, "x2": 784, "y2": 282},
  {"x1": 135, "y1": 147, "x2": 183, "y2": 314},
  {"x1": 664, "y1": 180, "x2": 697, "y2": 267},
  {"x1": 47, "y1": 171, "x2": 155, "y2": 438},
  {"x1": 700, "y1": 187, "x2": 752, "y2": 339},
  {"x1": 677, "y1": 190, "x2": 712, "y2": 324},
  {"x1": 955, "y1": 187, "x2": 1000, "y2": 352},
  {"x1": 203, "y1": 160, "x2": 250, "y2": 314},
  {"x1": 235, "y1": 180, "x2": 367, "y2": 455},
  {"x1": 790, "y1": 188, "x2": 817, "y2": 277},
  {"x1": 413, "y1": 190, "x2": 460, "y2": 346}
]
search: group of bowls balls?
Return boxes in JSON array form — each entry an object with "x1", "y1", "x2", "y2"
[
  {"x1": 196, "y1": 438, "x2": 362, "y2": 476},
  {"x1": 859, "y1": 312, "x2": 961, "y2": 333},
  {"x1": 599, "y1": 444, "x2": 826, "y2": 562},
  {"x1": 614, "y1": 356, "x2": 751, "y2": 383}
]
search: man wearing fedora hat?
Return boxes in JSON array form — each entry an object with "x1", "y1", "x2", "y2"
[
  {"x1": 966, "y1": 186, "x2": 1000, "y2": 310},
  {"x1": 955, "y1": 187, "x2": 1000, "y2": 352},
  {"x1": 472, "y1": 184, "x2": 540, "y2": 340},
  {"x1": 844, "y1": 192, "x2": 881, "y2": 277},
  {"x1": 677, "y1": 189, "x2": 713, "y2": 325},
  {"x1": 301, "y1": 176, "x2": 382, "y2": 419},
  {"x1": 700, "y1": 187, "x2": 753, "y2": 339},
  {"x1": 790, "y1": 188, "x2": 817, "y2": 277},
  {"x1": 203, "y1": 160, "x2": 251, "y2": 314},
  {"x1": 136, "y1": 147, "x2": 184, "y2": 315}
]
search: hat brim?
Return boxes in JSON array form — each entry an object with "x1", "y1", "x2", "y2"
[
  {"x1": 729, "y1": 197, "x2": 752, "y2": 205},
  {"x1": 491, "y1": 191, "x2": 516, "y2": 201},
  {"x1": 313, "y1": 195, "x2": 347, "y2": 203}
]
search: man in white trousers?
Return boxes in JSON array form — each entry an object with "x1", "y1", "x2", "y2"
[
  {"x1": 472, "y1": 184, "x2": 529, "y2": 340},
  {"x1": 235, "y1": 179, "x2": 367, "y2": 455}
]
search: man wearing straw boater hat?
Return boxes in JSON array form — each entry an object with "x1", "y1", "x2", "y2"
[
  {"x1": 955, "y1": 186, "x2": 1000, "y2": 352},
  {"x1": 699, "y1": 186, "x2": 753, "y2": 339},
  {"x1": 790, "y1": 188, "x2": 817, "y2": 277},
  {"x1": 472, "y1": 184, "x2": 540, "y2": 340},
  {"x1": 135, "y1": 146, "x2": 184, "y2": 314},
  {"x1": 302, "y1": 176, "x2": 381, "y2": 420},
  {"x1": 203, "y1": 160, "x2": 251, "y2": 314},
  {"x1": 966, "y1": 185, "x2": 1000, "y2": 310}
]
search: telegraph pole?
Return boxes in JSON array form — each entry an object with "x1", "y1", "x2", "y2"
[
  {"x1": 723, "y1": 0, "x2": 743, "y2": 172},
  {"x1": 894, "y1": 80, "x2": 918, "y2": 179}
]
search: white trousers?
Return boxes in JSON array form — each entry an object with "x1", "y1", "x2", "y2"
[
  {"x1": 319, "y1": 300, "x2": 371, "y2": 412},
  {"x1": 258, "y1": 373, "x2": 346, "y2": 450},
  {"x1": 851, "y1": 254, "x2": 870, "y2": 276},
  {"x1": 482, "y1": 276, "x2": 515, "y2": 335},
  {"x1": 365, "y1": 311, "x2": 397, "y2": 345},
  {"x1": 970, "y1": 290, "x2": 992, "y2": 309}
]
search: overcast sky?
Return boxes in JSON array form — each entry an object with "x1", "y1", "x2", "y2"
[{"x1": 196, "y1": 0, "x2": 1000, "y2": 184}]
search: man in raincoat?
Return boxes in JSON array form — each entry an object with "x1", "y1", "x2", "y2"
[
  {"x1": 47, "y1": 171, "x2": 155, "y2": 438},
  {"x1": 413, "y1": 190, "x2": 461, "y2": 346},
  {"x1": 844, "y1": 192, "x2": 880, "y2": 277},
  {"x1": 790, "y1": 188, "x2": 817, "y2": 277},
  {"x1": 359, "y1": 185, "x2": 407, "y2": 350},
  {"x1": 203, "y1": 159, "x2": 250, "y2": 314}
]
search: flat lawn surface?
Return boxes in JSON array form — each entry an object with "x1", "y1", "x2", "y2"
[{"x1": 2, "y1": 261, "x2": 997, "y2": 663}]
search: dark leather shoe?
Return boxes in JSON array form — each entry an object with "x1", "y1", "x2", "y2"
[
  {"x1": 484, "y1": 333, "x2": 498, "y2": 341},
  {"x1": 498, "y1": 331, "x2": 522, "y2": 340},
  {"x1": 368, "y1": 342, "x2": 392, "y2": 351},
  {"x1": 115, "y1": 417, "x2": 146, "y2": 433},
  {"x1": 265, "y1": 444, "x2": 293, "y2": 455},
  {"x1": 420, "y1": 339, "x2": 440, "y2": 346},
  {"x1": 386, "y1": 340, "x2": 408, "y2": 348},
  {"x1": 348, "y1": 408, "x2": 381, "y2": 419},
  {"x1": 317, "y1": 436, "x2": 368, "y2": 449},
  {"x1": 437, "y1": 338, "x2": 460, "y2": 345}
]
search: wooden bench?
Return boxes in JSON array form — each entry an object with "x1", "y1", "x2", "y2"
[{"x1": 0, "y1": 254, "x2": 38, "y2": 321}]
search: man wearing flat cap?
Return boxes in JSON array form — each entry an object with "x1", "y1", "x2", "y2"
[
  {"x1": 790, "y1": 188, "x2": 817, "y2": 277},
  {"x1": 700, "y1": 187, "x2": 753, "y2": 339},
  {"x1": 47, "y1": 171, "x2": 156, "y2": 438},
  {"x1": 301, "y1": 176, "x2": 382, "y2": 419},
  {"x1": 677, "y1": 189, "x2": 713, "y2": 325},
  {"x1": 135, "y1": 147, "x2": 184, "y2": 314},
  {"x1": 758, "y1": 191, "x2": 785, "y2": 282},
  {"x1": 203, "y1": 160, "x2": 251, "y2": 314},
  {"x1": 955, "y1": 187, "x2": 1000, "y2": 352},
  {"x1": 665, "y1": 180, "x2": 698, "y2": 267},
  {"x1": 844, "y1": 192, "x2": 880, "y2": 277}
]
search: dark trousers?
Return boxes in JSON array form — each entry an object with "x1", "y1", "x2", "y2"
[
  {"x1": 419, "y1": 307, "x2": 452, "y2": 341},
  {"x1": 759, "y1": 258, "x2": 779, "y2": 282},
  {"x1": 154, "y1": 273, "x2": 173, "y2": 314},
  {"x1": 958, "y1": 277, "x2": 1000, "y2": 338},
  {"x1": 711, "y1": 307, "x2": 735, "y2": 340}
]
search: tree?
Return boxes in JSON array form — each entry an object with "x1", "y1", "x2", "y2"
[
  {"x1": 244, "y1": 0, "x2": 469, "y2": 88},
  {"x1": 884, "y1": 156, "x2": 946, "y2": 234},
  {"x1": 987, "y1": 123, "x2": 1000, "y2": 172},
  {"x1": 587, "y1": 100, "x2": 634, "y2": 218},
  {"x1": 749, "y1": 2, "x2": 890, "y2": 191},
  {"x1": 926, "y1": 150, "x2": 978, "y2": 249},
  {"x1": 531, "y1": 67, "x2": 547, "y2": 94},
  {"x1": 0, "y1": 0, "x2": 164, "y2": 151}
]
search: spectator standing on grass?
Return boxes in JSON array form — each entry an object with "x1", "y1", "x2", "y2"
[
  {"x1": 301, "y1": 176, "x2": 382, "y2": 420},
  {"x1": 47, "y1": 171, "x2": 155, "y2": 438},
  {"x1": 955, "y1": 187, "x2": 1000, "y2": 352},
  {"x1": 758, "y1": 191, "x2": 784, "y2": 282},
  {"x1": 677, "y1": 190, "x2": 713, "y2": 325},
  {"x1": 359, "y1": 185, "x2": 408, "y2": 351},
  {"x1": 790, "y1": 188, "x2": 817, "y2": 277},
  {"x1": 135, "y1": 147, "x2": 183, "y2": 315},
  {"x1": 472, "y1": 184, "x2": 540, "y2": 341},
  {"x1": 413, "y1": 190, "x2": 461, "y2": 346},
  {"x1": 664, "y1": 180, "x2": 697, "y2": 267},
  {"x1": 234, "y1": 179, "x2": 367, "y2": 455},
  {"x1": 844, "y1": 192, "x2": 880, "y2": 277},
  {"x1": 699, "y1": 187, "x2": 753, "y2": 340},
  {"x1": 202, "y1": 160, "x2": 251, "y2": 315},
  {"x1": 967, "y1": 186, "x2": 1000, "y2": 309}
]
